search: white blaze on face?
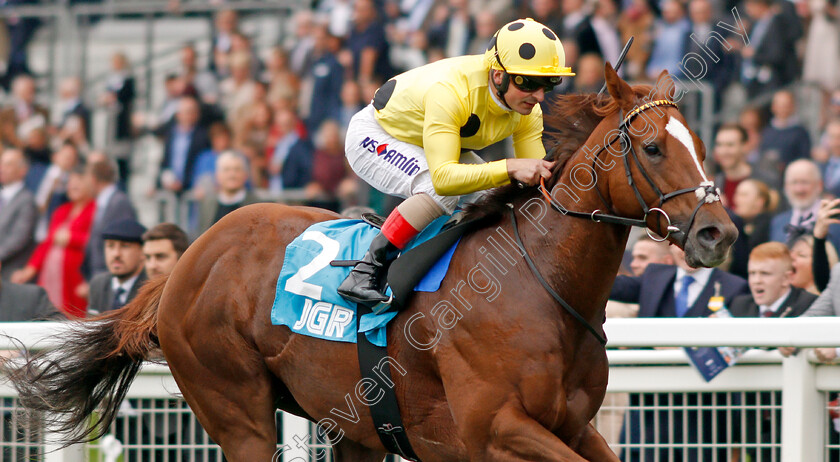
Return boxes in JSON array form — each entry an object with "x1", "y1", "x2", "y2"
[{"x1": 665, "y1": 116, "x2": 709, "y2": 182}]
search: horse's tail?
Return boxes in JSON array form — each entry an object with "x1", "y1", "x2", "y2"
[{"x1": 7, "y1": 275, "x2": 169, "y2": 445}]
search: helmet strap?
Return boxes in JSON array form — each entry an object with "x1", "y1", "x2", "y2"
[
  {"x1": 491, "y1": 70, "x2": 513, "y2": 110},
  {"x1": 492, "y1": 35, "x2": 514, "y2": 110}
]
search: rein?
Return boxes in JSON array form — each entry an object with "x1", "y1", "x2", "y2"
[
  {"x1": 510, "y1": 98, "x2": 721, "y2": 345},
  {"x1": 507, "y1": 203, "x2": 608, "y2": 345}
]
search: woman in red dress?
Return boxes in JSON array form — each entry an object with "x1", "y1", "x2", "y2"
[{"x1": 12, "y1": 166, "x2": 96, "y2": 318}]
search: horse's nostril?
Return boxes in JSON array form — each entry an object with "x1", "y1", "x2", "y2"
[{"x1": 698, "y1": 226, "x2": 722, "y2": 244}]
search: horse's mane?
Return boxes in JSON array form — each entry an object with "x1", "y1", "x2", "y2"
[{"x1": 461, "y1": 86, "x2": 652, "y2": 223}]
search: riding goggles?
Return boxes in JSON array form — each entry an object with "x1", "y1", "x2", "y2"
[{"x1": 511, "y1": 74, "x2": 562, "y2": 93}]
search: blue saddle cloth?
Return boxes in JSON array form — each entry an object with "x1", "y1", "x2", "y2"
[{"x1": 270, "y1": 216, "x2": 459, "y2": 347}]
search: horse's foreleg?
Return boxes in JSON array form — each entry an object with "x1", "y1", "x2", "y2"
[
  {"x1": 571, "y1": 423, "x2": 620, "y2": 461},
  {"x1": 481, "y1": 403, "x2": 589, "y2": 462}
]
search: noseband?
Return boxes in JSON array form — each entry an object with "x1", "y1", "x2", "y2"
[{"x1": 539, "y1": 99, "x2": 721, "y2": 243}]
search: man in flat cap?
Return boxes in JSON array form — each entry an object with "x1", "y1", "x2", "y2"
[{"x1": 88, "y1": 218, "x2": 147, "y2": 314}]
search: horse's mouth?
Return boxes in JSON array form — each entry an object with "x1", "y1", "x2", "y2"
[
  {"x1": 684, "y1": 222, "x2": 738, "y2": 268},
  {"x1": 684, "y1": 248, "x2": 727, "y2": 269}
]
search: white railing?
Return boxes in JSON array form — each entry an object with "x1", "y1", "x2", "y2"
[
  {"x1": 604, "y1": 317, "x2": 840, "y2": 462},
  {"x1": 1, "y1": 319, "x2": 839, "y2": 461}
]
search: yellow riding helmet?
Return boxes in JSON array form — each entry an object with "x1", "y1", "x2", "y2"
[{"x1": 485, "y1": 18, "x2": 575, "y2": 77}]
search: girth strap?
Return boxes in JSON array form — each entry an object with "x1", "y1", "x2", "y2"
[{"x1": 355, "y1": 303, "x2": 422, "y2": 461}]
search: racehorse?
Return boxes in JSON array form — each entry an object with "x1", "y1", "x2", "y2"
[{"x1": 7, "y1": 65, "x2": 736, "y2": 461}]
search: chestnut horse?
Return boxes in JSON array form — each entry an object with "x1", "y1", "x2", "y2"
[{"x1": 8, "y1": 66, "x2": 736, "y2": 461}]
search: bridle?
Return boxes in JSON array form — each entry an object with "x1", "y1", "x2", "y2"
[
  {"x1": 538, "y1": 98, "x2": 721, "y2": 243},
  {"x1": 508, "y1": 98, "x2": 722, "y2": 345}
]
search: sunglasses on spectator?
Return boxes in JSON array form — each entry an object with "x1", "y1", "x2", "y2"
[{"x1": 511, "y1": 75, "x2": 562, "y2": 93}]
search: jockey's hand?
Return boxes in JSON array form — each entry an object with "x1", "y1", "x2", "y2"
[{"x1": 507, "y1": 158, "x2": 555, "y2": 186}]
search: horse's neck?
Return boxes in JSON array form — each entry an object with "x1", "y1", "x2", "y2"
[
  {"x1": 516, "y1": 195, "x2": 629, "y2": 291},
  {"x1": 508, "y1": 156, "x2": 631, "y2": 323}
]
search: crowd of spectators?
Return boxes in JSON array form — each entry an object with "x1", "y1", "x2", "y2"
[{"x1": 0, "y1": 0, "x2": 839, "y2": 456}]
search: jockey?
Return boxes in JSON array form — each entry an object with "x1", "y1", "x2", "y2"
[{"x1": 338, "y1": 18, "x2": 574, "y2": 305}]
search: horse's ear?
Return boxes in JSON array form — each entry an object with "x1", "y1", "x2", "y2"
[
  {"x1": 654, "y1": 69, "x2": 676, "y2": 100},
  {"x1": 605, "y1": 62, "x2": 635, "y2": 111}
]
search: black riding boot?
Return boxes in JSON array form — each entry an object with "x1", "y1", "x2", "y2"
[{"x1": 337, "y1": 233, "x2": 400, "y2": 305}]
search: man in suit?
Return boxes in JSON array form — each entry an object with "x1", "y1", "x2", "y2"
[
  {"x1": 196, "y1": 151, "x2": 259, "y2": 236},
  {"x1": 268, "y1": 108, "x2": 313, "y2": 193},
  {"x1": 730, "y1": 242, "x2": 817, "y2": 318},
  {"x1": 607, "y1": 236, "x2": 675, "y2": 318},
  {"x1": 102, "y1": 51, "x2": 135, "y2": 143},
  {"x1": 770, "y1": 159, "x2": 840, "y2": 251},
  {"x1": 100, "y1": 51, "x2": 136, "y2": 182},
  {"x1": 629, "y1": 235, "x2": 675, "y2": 277},
  {"x1": 683, "y1": 0, "x2": 735, "y2": 109},
  {"x1": 208, "y1": 9, "x2": 240, "y2": 77},
  {"x1": 158, "y1": 96, "x2": 210, "y2": 194},
  {"x1": 759, "y1": 90, "x2": 812, "y2": 169},
  {"x1": 83, "y1": 158, "x2": 137, "y2": 279},
  {"x1": 741, "y1": 0, "x2": 798, "y2": 98},
  {"x1": 142, "y1": 223, "x2": 188, "y2": 279},
  {"x1": 179, "y1": 44, "x2": 219, "y2": 106},
  {"x1": 0, "y1": 75, "x2": 49, "y2": 149},
  {"x1": 305, "y1": 23, "x2": 344, "y2": 134},
  {"x1": 612, "y1": 245, "x2": 749, "y2": 462},
  {"x1": 728, "y1": 242, "x2": 816, "y2": 462},
  {"x1": 645, "y1": 0, "x2": 690, "y2": 79},
  {"x1": 0, "y1": 0, "x2": 40, "y2": 91},
  {"x1": 611, "y1": 245, "x2": 749, "y2": 318},
  {"x1": 570, "y1": 0, "x2": 622, "y2": 65},
  {"x1": 88, "y1": 219, "x2": 147, "y2": 315},
  {"x1": 54, "y1": 77, "x2": 90, "y2": 145},
  {"x1": 0, "y1": 148, "x2": 37, "y2": 280},
  {"x1": 0, "y1": 261, "x2": 58, "y2": 321}
]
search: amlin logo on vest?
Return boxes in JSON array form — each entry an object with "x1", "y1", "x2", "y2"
[{"x1": 360, "y1": 137, "x2": 421, "y2": 176}]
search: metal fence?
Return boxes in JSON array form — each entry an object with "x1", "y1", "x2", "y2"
[
  {"x1": 0, "y1": 398, "x2": 42, "y2": 462},
  {"x1": 0, "y1": 318, "x2": 839, "y2": 461}
]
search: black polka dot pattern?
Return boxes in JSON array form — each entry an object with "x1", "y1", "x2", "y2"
[
  {"x1": 542, "y1": 28, "x2": 556, "y2": 40},
  {"x1": 508, "y1": 22, "x2": 524, "y2": 31},
  {"x1": 519, "y1": 43, "x2": 536, "y2": 60},
  {"x1": 460, "y1": 114, "x2": 481, "y2": 138},
  {"x1": 372, "y1": 79, "x2": 396, "y2": 111},
  {"x1": 486, "y1": 36, "x2": 497, "y2": 52}
]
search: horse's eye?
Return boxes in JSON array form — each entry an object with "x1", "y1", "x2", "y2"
[{"x1": 644, "y1": 144, "x2": 661, "y2": 156}]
